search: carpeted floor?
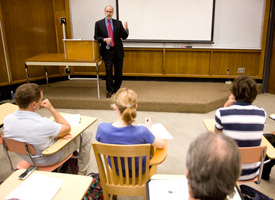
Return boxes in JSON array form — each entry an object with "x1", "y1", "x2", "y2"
[{"x1": 41, "y1": 79, "x2": 238, "y2": 113}]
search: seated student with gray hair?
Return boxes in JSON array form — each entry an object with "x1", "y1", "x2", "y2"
[{"x1": 186, "y1": 132, "x2": 241, "y2": 200}]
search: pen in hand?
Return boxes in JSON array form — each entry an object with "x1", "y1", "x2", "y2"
[{"x1": 145, "y1": 117, "x2": 152, "y2": 129}]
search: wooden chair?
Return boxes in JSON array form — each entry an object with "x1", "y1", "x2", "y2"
[
  {"x1": 238, "y1": 146, "x2": 267, "y2": 184},
  {"x1": 1, "y1": 135, "x2": 72, "y2": 172},
  {"x1": 92, "y1": 141, "x2": 167, "y2": 200}
]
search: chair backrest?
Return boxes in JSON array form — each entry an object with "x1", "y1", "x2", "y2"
[
  {"x1": 238, "y1": 146, "x2": 267, "y2": 184},
  {"x1": 239, "y1": 146, "x2": 267, "y2": 163},
  {"x1": 1, "y1": 135, "x2": 73, "y2": 172},
  {"x1": 2, "y1": 136, "x2": 35, "y2": 155},
  {"x1": 1, "y1": 135, "x2": 36, "y2": 171},
  {"x1": 92, "y1": 142, "x2": 151, "y2": 199}
]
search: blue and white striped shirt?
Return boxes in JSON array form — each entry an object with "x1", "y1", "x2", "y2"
[{"x1": 215, "y1": 101, "x2": 266, "y2": 181}]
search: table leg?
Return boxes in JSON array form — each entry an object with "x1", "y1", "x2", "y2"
[
  {"x1": 65, "y1": 66, "x2": 71, "y2": 80},
  {"x1": 45, "y1": 65, "x2": 49, "y2": 87},
  {"x1": 96, "y1": 63, "x2": 100, "y2": 99},
  {"x1": 25, "y1": 64, "x2": 30, "y2": 83}
]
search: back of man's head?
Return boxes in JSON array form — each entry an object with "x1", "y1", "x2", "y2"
[
  {"x1": 231, "y1": 75, "x2": 257, "y2": 103},
  {"x1": 186, "y1": 132, "x2": 241, "y2": 200},
  {"x1": 14, "y1": 83, "x2": 41, "y2": 109}
]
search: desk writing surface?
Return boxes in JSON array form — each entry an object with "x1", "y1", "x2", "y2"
[
  {"x1": 25, "y1": 53, "x2": 102, "y2": 99},
  {"x1": 0, "y1": 169, "x2": 92, "y2": 200},
  {"x1": 42, "y1": 113, "x2": 97, "y2": 156},
  {"x1": 261, "y1": 136, "x2": 275, "y2": 159},
  {"x1": 203, "y1": 118, "x2": 215, "y2": 133},
  {"x1": 25, "y1": 53, "x2": 101, "y2": 63},
  {"x1": 0, "y1": 103, "x2": 19, "y2": 126},
  {"x1": 203, "y1": 119, "x2": 275, "y2": 159}
]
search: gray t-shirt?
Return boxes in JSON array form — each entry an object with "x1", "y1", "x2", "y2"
[{"x1": 4, "y1": 110, "x2": 62, "y2": 166}]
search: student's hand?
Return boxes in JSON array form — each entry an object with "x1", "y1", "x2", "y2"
[
  {"x1": 61, "y1": 134, "x2": 72, "y2": 140},
  {"x1": 270, "y1": 131, "x2": 275, "y2": 135},
  {"x1": 145, "y1": 117, "x2": 152, "y2": 129},
  {"x1": 224, "y1": 94, "x2": 236, "y2": 107},
  {"x1": 40, "y1": 99, "x2": 53, "y2": 110}
]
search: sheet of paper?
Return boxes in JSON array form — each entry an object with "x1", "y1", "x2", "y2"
[
  {"x1": 148, "y1": 178, "x2": 242, "y2": 200},
  {"x1": 64, "y1": 114, "x2": 81, "y2": 127},
  {"x1": 5, "y1": 173, "x2": 63, "y2": 200},
  {"x1": 270, "y1": 114, "x2": 275, "y2": 120},
  {"x1": 149, "y1": 178, "x2": 188, "y2": 200},
  {"x1": 152, "y1": 123, "x2": 173, "y2": 139}
]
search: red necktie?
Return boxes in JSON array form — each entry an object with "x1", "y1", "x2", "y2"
[{"x1": 108, "y1": 20, "x2": 114, "y2": 47}]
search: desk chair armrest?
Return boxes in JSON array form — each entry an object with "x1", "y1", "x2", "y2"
[
  {"x1": 149, "y1": 140, "x2": 167, "y2": 166},
  {"x1": 261, "y1": 136, "x2": 275, "y2": 159},
  {"x1": 203, "y1": 119, "x2": 216, "y2": 133}
]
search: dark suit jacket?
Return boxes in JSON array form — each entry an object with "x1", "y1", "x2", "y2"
[{"x1": 94, "y1": 18, "x2": 128, "y2": 60}]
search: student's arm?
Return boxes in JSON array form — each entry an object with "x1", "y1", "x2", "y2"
[
  {"x1": 224, "y1": 94, "x2": 236, "y2": 108},
  {"x1": 145, "y1": 117, "x2": 165, "y2": 149},
  {"x1": 41, "y1": 99, "x2": 71, "y2": 138}
]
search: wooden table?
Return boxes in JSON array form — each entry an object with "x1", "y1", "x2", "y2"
[
  {"x1": 25, "y1": 53, "x2": 102, "y2": 99},
  {"x1": 0, "y1": 169, "x2": 92, "y2": 200},
  {"x1": 0, "y1": 103, "x2": 19, "y2": 127},
  {"x1": 42, "y1": 113, "x2": 97, "y2": 155},
  {"x1": 203, "y1": 119, "x2": 275, "y2": 159}
]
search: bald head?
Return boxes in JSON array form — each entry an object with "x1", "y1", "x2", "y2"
[{"x1": 186, "y1": 132, "x2": 241, "y2": 200}]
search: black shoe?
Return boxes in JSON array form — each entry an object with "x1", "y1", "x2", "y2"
[
  {"x1": 106, "y1": 90, "x2": 114, "y2": 98},
  {"x1": 262, "y1": 175, "x2": 270, "y2": 181}
]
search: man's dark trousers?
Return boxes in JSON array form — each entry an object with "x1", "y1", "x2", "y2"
[{"x1": 104, "y1": 47, "x2": 123, "y2": 93}]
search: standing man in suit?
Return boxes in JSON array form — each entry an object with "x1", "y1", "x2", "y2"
[{"x1": 94, "y1": 5, "x2": 129, "y2": 98}]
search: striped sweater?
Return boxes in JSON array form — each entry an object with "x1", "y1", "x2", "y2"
[{"x1": 215, "y1": 101, "x2": 266, "y2": 181}]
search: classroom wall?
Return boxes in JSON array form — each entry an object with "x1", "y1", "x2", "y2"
[
  {"x1": 69, "y1": 0, "x2": 266, "y2": 49},
  {"x1": 0, "y1": 0, "x2": 68, "y2": 87},
  {"x1": 0, "y1": 0, "x2": 270, "y2": 90},
  {"x1": 68, "y1": 0, "x2": 269, "y2": 80}
]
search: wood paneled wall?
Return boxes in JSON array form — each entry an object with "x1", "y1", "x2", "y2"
[
  {"x1": 267, "y1": 23, "x2": 275, "y2": 94},
  {"x1": 212, "y1": 51, "x2": 261, "y2": 78},
  {"x1": 123, "y1": 49, "x2": 163, "y2": 76},
  {"x1": 71, "y1": 48, "x2": 262, "y2": 80},
  {"x1": 0, "y1": 2, "x2": 10, "y2": 83},
  {"x1": 120, "y1": 48, "x2": 262, "y2": 79},
  {"x1": 0, "y1": 0, "x2": 67, "y2": 86},
  {"x1": 1, "y1": 0, "x2": 59, "y2": 81},
  {"x1": 165, "y1": 50, "x2": 211, "y2": 77}
]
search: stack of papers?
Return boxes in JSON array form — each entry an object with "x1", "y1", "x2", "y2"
[
  {"x1": 149, "y1": 178, "x2": 187, "y2": 200},
  {"x1": 139, "y1": 123, "x2": 173, "y2": 139},
  {"x1": 5, "y1": 173, "x2": 63, "y2": 200},
  {"x1": 148, "y1": 177, "x2": 242, "y2": 200},
  {"x1": 152, "y1": 123, "x2": 173, "y2": 139},
  {"x1": 64, "y1": 114, "x2": 81, "y2": 127}
]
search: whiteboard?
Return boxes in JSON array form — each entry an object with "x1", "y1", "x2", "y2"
[
  {"x1": 118, "y1": 0, "x2": 214, "y2": 42},
  {"x1": 69, "y1": 0, "x2": 116, "y2": 40},
  {"x1": 69, "y1": 0, "x2": 266, "y2": 49}
]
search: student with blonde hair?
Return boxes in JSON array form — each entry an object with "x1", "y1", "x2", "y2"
[{"x1": 96, "y1": 88, "x2": 164, "y2": 175}]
